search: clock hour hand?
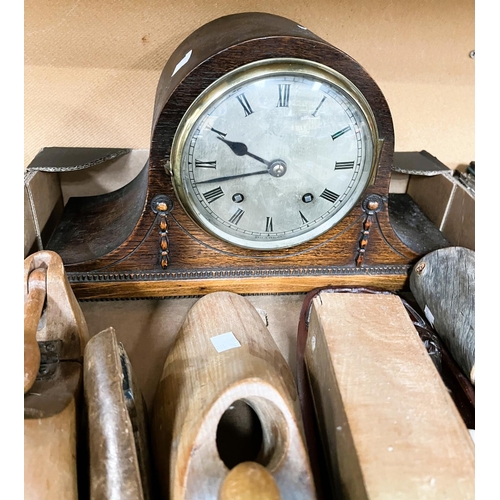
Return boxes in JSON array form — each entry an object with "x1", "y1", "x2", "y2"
[
  {"x1": 195, "y1": 170, "x2": 269, "y2": 184},
  {"x1": 217, "y1": 137, "x2": 271, "y2": 167}
]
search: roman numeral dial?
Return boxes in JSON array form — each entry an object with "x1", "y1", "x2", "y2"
[
  {"x1": 195, "y1": 160, "x2": 217, "y2": 169},
  {"x1": 277, "y1": 84, "x2": 290, "y2": 107},
  {"x1": 236, "y1": 93, "x2": 253, "y2": 116},
  {"x1": 335, "y1": 161, "x2": 355, "y2": 170},
  {"x1": 331, "y1": 126, "x2": 351, "y2": 141},
  {"x1": 320, "y1": 189, "x2": 340, "y2": 204},
  {"x1": 174, "y1": 61, "x2": 377, "y2": 250},
  {"x1": 229, "y1": 208, "x2": 245, "y2": 225},
  {"x1": 312, "y1": 96, "x2": 326, "y2": 117},
  {"x1": 203, "y1": 186, "x2": 224, "y2": 204}
]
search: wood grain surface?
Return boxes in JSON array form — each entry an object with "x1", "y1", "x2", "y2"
[
  {"x1": 305, "y1": 292, "x2": 474, "y2": 499},
  {"x1": 24, "y1": 268, "x2": 46, "y2": 393},
  {"x1": 69, "y1": 273, "x2": 410, "y2": 300},
  {"x1": 24, "y1": 400, "x2": 80, "y2": 500},
  {"x1": 410, "y1": 246, "x2": 475, "y2": 383},
  {"x1": 23, "y1": 251, "x2": 89, "y2": 350},
  {"x1": 84, "y1": 327, "x2": 152, "y2": 500},
  {"x1": 24, "y1": 251, "x2": 89, "y2": 499},
  {"x1": 151, "y1": 291, "x2": 315, "y2": 499},
  {"x1": 79, "y1": 294, "x2": 305, "y2": 409}
]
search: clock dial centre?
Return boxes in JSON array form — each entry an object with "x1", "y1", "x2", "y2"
[{"x1": 269, "y1": 160, "x2": 287, "y2": 178}]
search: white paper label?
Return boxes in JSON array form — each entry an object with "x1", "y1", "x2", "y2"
[
  {"x1": 210, "y1": 331, "x2": 241, "y2": 353},
  {"x1": 424, "y1": 305, "x2": 435, "y2": 327}
]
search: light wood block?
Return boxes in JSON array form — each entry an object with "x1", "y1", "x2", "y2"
[
  {"x1": 24, "y1": 400, "x2": 79, "y2": 500},
  {"x1": 305, "y1": 292, "x2": 474, "y2": 499}
]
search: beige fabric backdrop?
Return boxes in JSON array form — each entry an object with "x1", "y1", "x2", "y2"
[{"x1": 24, "y1": 0, "x2": 474, "y2": 170}]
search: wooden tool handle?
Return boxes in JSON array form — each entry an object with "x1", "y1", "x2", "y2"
[
  {"x1": 24, "y1": 268, "x2": 47, "y2": 393},
  {"x1": 219, "y1": 462, "x2": 281, "y2": 500}
]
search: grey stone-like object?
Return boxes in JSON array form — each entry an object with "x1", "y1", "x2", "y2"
[{"x1": 410, "y1": 247, "x2": 475, "y2": 383}]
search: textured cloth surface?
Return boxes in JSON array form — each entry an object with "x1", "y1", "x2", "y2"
[{"x1": 25, "y1": 0, "x2": 474, "y2": 169}]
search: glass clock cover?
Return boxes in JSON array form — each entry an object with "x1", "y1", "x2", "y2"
[{"x1": 170, "y1": 58, "x2": 379, "y2": 250}]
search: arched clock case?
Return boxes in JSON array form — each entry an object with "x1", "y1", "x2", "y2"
[{"x1": 42, "y1": 13, "x2": 418, "y2": 299}]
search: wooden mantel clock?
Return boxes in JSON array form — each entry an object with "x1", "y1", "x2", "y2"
[{"x1": 45, "y1": 12, "x2": 418, "y2": 299}]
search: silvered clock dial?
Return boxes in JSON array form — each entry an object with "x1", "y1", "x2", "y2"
[{"x1": 170, "y1": 58, "x2": 380, "y2": 250}]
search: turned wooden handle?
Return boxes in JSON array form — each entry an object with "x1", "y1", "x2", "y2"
[
  {"x1": 24, "y1": 268, "x2": 47, "y2": 393},
  {"x1": 219, "y1": 462, "x2": 281, "y2": 500}
]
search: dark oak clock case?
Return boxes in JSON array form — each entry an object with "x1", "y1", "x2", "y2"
[{"x1": 45, "y1": 12, "x2": 418, "y2": 299}]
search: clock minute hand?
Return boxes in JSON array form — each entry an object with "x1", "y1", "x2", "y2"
[
  {"x1": 217, "y1": 137, "x2": 271, "y2": 167},
  {"x1": 195, "y1": 170, "x2": 270, "y2": 185}
]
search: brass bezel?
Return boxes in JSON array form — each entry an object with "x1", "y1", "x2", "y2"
[{"x1": 169, "y1": 58, "x2": 382, "y2": 250}]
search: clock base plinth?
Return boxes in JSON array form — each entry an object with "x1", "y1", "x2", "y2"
[
  {"x1": 66, "y1": 264, "x2": 412, "y2": 300},
  {"x1": 41, "y1": 174, "x2": 419, "y2": 299},
  {"x1": 39, "y1": 160, "x2": 419, "y2": 300}
]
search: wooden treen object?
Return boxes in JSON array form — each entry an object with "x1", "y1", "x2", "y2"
[
  {"x1": 296, "y1": 286, "x2": 475, "y2": 500},
  {"x1": 84, "y1": 327, "x2": 153, "y2": 500},
  {"x1": 151, "y1": 291, "x2": 316, "y2": 499},
  {"x1": 24, "y1": 268, "x2": 46, "y2": 393},
  {"x1": 305, "y1": 291, "x2": 474, "y2": 499},
  {"x1": 24, "y1": 250, "x2": 89, "y2": 500},
  {"x1": 218, "y1": 462, "x2": 281, "y2": 500},
  {"x1": 24, "y1": 402, "x2": 80, "y2": 499},
  {"x1": 410, "y1": 246, "x2": 475, "y2": 383}
]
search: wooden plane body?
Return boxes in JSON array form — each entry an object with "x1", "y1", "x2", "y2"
[
  {"x1": 24, "y1": 251, "x2": 89, "y2": 499},
  {"x1": 84, "y1": 327, "x2": 153, "y2": 500},
  {"x1": 151, "y1": 291, "x2": 316, "y2": 499}
]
